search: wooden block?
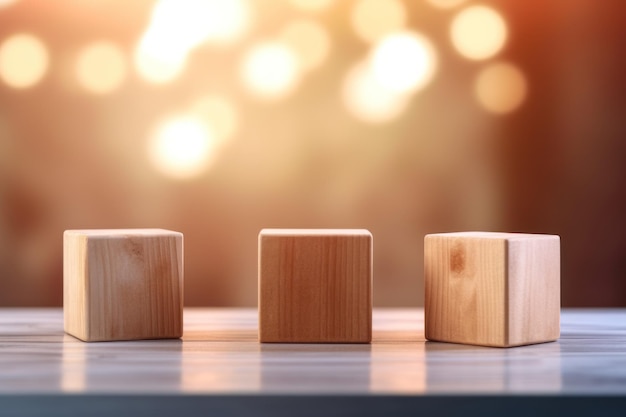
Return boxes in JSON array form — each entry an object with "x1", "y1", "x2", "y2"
[
  {"x1": 425, "y1": 231, "x2": 560, "y2": 347},
  {"x1": 63, "y1": 229, "x2": 183, "y2": 342},
  {"x1": 259, "y1": 229, "x2": 372, "y2": 343}
]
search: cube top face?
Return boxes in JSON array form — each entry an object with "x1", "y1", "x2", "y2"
[
  {"x1": 260, "y1": 229, "x2": 372, "y2": 237},
  {"x1": 426, "y1": 231, "x2": 557, "y2": 242},
  {"x1": 425, "y1": 232, "x2": 560, "y2": 348},
  {"x1": 259, "y1": 229, "x2": 372, "y2": 343},
  {"x1": 64, "y1": 229, "x2": 183, "y2": 342},
  {"x1": 64, "y1": 229, "x2": 182, "y2": 238}
]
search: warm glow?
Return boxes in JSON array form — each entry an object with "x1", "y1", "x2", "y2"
[
  {"x1": 76, "y1": 41, "x2": 126, "y2": 94},
  {"x1": 190, "y1": 95, "x2": 238, "y2": 143},
  {"x1": 474, "y1": 61, "x2": 527, "y2": 114},
  {"x1": 426, "y1": 0, "x2": 467, "y2": 9},
  {"x1": 135, "y1": 27, "x2": 188, "y2": 84},
  {"x1": 0, "y1": 0, "x2": 18, "y2": 9},
  {"x1": 135, "y1": 0, "x2": 251, "y2": 84},
  {"x1": 288, "y1": 0, "x2": 333, "y2": 12},
  {"x1": 342, "y1": 60, "x2": 410, "y2": 123},
  {"x1": 351, "y1": 0, "x2": 407, "y2": 44},
  {"x1": 149, "y1": 116, "x2": 216, "y2": 179},
  {"x1": 150, "y1": 0, "x2": 250, "y2": 46},
  {"x1": 0, "y1": 33, "x2": 49, "y2": 89},
  {"x1": 371, "y1": 31, "x2": 437, "y2": 94},
  {"x1": 240, "y1": 42, "x2": 300, "y2": 100},
  {"x1": 450, "y1": 5, "x2": 507, "y2": 60},
  {"x1": 280, "y1": 19, "x2": 331, "y2": 72},
  {"x1": 61, "y1": 340, "x2": 86, "y2": 392}
]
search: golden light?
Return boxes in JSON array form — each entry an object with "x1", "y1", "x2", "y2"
[
  {"x1": 0, "y1": 33, "x2": 49, "y2": 89},
  {"x1": 149, "y1": 116, "x2": 217, "y2": 180},
  {"x1": 474, "y1": 61, "x2": 528, "y2": 114},
  {"x1": 280, "y1": 19, "x2": 331, "y2": 72},
  {"x1": 342, "y1": 60, "x2": 410, "y2": 123},
  {"x1": 450, "y1": 5, "x2": 507, "y2": 60},
  {"x1": 351, "y1": 0, "x2": 407, "y2": 44},
  {"x1": 240, "y1": 41, "x2": 300, "y2": 100},
  {"x1": 134, "y1": 37, "x2": 186, "y2": 84},
  {"x1": 150, "y1": 0, "x2": 251, "y2": 46},
  {"x1": 0, "y1": 0, "x2": 19, "y2": 9},
  {"x1": 76, "y1": 41, "x2": 127, "y2": 94},
  {"x1": 288, "y1": 0, "x2": 333, "y2": 12},
  {"x1": 426, "y1": 0, "x2": 467, "y2": 10},
  {"x1": 370, "y1": 31, "x2": 438, "y2": 94},
  {"x1": 135, "y1": 0, "x2": 251, "y2": 84},
  {"x1": 190, "y1": 95, "x2": 239, "y2": 143}
]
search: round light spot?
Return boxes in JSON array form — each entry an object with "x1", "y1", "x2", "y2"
[
  {"x1": 76, "y1": 41, "x2": 126, "y2": 94},
  {"x1": 280, "y1": 19, "x2": 331, "y2": 72},
  {"x1": 134, "y1": 30, "x2": 187, "y2": 84},
  {"x1": 288, "y1": 0, "x2": 333, "y2": 12},
  {"x1": 240, "y1": 41, "x2": 300, "y2": 100},
  {"x1": 474, "y1": 62, "x2": 527, "y2": 114},
  {"x1": 351, "y1": 0, "x2": 407, "y2": 44},
  {"x1": 190, "y1": 95, "x2": 238, "y2": 143},
  {"x1": 450, "y1": 5, "x2": 507, "y2": 60},
  {"x1": 135, "y1": 0, "x2": 252, "y2": 84},
  {"x1": 0, "y1": 33, "x2": 49, "y2": 89},
  {"x1": 342, "y1": 60, "x2": 410, "y2": 123},
  {"x1": 150, "y1": 0, "x2": 251, "y2": 47},
  {"x1": 149, "y1": 116, "x2": 216, "y2": 179},
  {"x1": 370, "y1": 31, "x2": 438, "y2": 94},
  {"x1": 426, "y1": 0, "x2": 467, "y2": 9}
]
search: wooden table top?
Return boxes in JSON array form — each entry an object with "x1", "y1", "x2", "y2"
[{"x1": 1, "y1": 308, "x2": 625, "y2": 416}]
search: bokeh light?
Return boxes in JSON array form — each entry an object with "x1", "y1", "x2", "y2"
[
  {"x1": 351, "y1": 0, "x2": 407, "y2": 44},
  {"x1": 342, "y1": 60, "x2": 410, "y2": 123},
  {"x1": 450, "y1": 5, "x2": 507, "y2": 60},
  {"x1": 134, "y1": 31, "x2": 187, "y2": 84},
  {"x1": 0, "y1": 33, "x2": 49, "y2": 89},
  {"x1": 190, "y1": 95, "x2": 239, "y2": 143},
  {"x1": 288, "y1": 0, "x2": 333, "y2": 12},
  {"x1": 0, "y1": 0, "x2": 18, "y2": 9},
  {"x1": 135, "y1": 0, "x2": 251, "y2": 84},
  {"x1": 426, "y1": 0, "x2": 467, "y2": 10},
  {"x1": 76, "y1": 41, "x2": 127, "y2": 94},
  {"x1": 370, "y1": 31, "x2": 438, "y2": 94},
  {"x1": 240, "y1": 41, "x2": 300, "y2": 100},
  {"x1": 149, "y1": 0, "x2": 250, "y2": 46},
  {"x1": 280, "y1": 19, "x2": 331, "y2": 72},
  {"x1": 149, "y1": 116, "x2": 217, "y2": 180},
  {"x1": 474, "y1": 61, "x2": 527, "y2": 114}
]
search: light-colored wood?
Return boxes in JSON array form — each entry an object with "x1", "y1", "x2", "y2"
[
  {"x1": 425, "y1": 231, "x2": 560, "y2": 347},
  {"x1": 259, "y1": 229, "x2": 372, "y2": 343},
  {"x1": 63, "y1": 229, "x2": 183, "y2": 342}
]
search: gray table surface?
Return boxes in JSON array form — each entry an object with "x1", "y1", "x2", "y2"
[{"x1": 1, "y1": 308, "x2": 625, "y2": 416}]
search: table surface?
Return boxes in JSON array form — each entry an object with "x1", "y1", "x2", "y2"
[{"x1": 1, "y1": 308, "x2": 626, "y2": 416}]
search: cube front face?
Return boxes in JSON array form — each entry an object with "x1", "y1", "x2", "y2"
[
  {"x1": 64, "y1": 229, "x2": 183, "y2": 342},
  {"x1": 259, "y1": 229, "x2": 372, "y2": 343},
  {"x1": 425, "y1": 234, "x2": 508, "y2": 347},
  {"x1": 425, "y1": 232, "x2": 560, "y2": 348}
]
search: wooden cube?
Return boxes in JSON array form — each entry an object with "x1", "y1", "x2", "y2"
[
  {"x1": 425, "y1": 232, "x2": 560, "y2": 347},
  {"x1": 63, "y1": 229, "x2": 183, "y2": 342},
  {"x1": 259, "y1": 229, "x2": 372, "y2": 343}
]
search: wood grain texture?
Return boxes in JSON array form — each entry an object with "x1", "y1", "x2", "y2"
[
  {"x1": 259, "y1": 229, "x2": 372, "y2": 343},
  {"x1": 425, "y1": 232, "x2": 560, "y2": 347},
  {"x1": 63, "y1": 229, "x2": 183, "y2": 342},
  {"x1": 507, "y1": 236, "x2": 561, "y2": 346},
  {"x1": 3, "y1": 308, "x2": 626, "y2": 397}
]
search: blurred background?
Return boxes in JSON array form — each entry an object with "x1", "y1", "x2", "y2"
[{"x1": 0, "y1": 0, "x2": 625, "y2": 307}]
